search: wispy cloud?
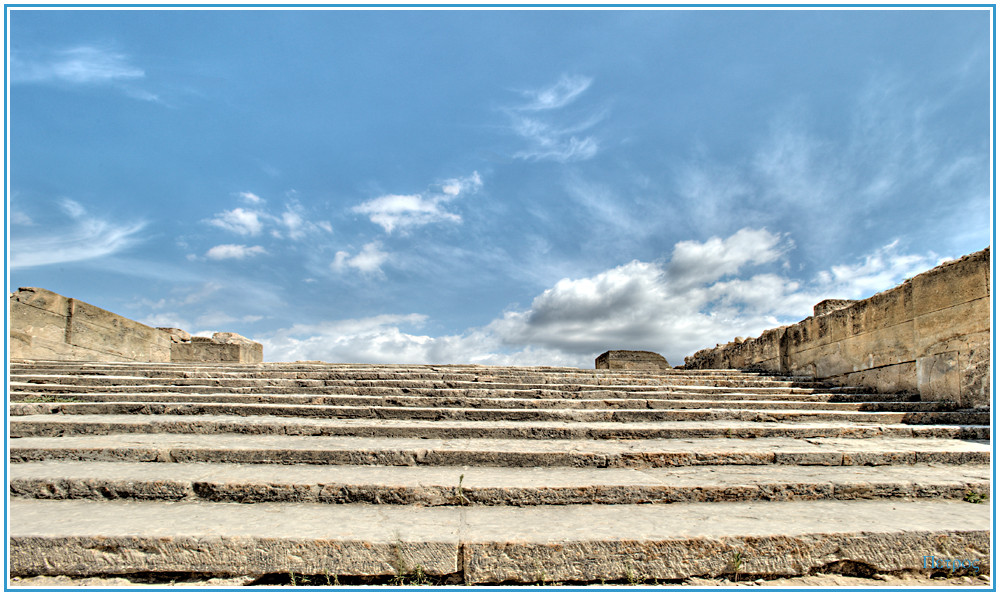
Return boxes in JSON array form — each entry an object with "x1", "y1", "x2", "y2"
[
  {"x1": 516, "y1": 74, "x2": 593, "y2": 111},
  {"x1": 505, "y1": 75, "x2": 602, "y2": 163},
  {"x1": 12, "y1": 45, "x2": 162, "y2": 103},
  {"x1": 11, "y1": 199, "x2": 146, "y2": 268},
  {"x1": 352, "y1": 172, "x2": 482, "y2": 234},
  {"x1": 205, "y1": 244, "x2": 267, "y2": 260}
]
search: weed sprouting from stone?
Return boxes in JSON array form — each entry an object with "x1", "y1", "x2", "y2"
[
  {"x1": 964, "y1": 491, "x2": 988, "y2": 504},
  {"x1": 456, "y1": 474, "x2": 471, "y2": 505},
  {"x1": 730, "y1": 551, "x2": 744, "y2": 583}
]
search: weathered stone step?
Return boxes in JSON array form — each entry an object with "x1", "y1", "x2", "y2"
[
  {"x1": 11, "y1": 414, "x2": 989, "y2": 441},
  {"x1": 10, "y1": 461, "x2": 990, "y2": 506},
  {"x1": 6, "y1": 383, "x2": 898, "y2": 402},
  {"x1": 9, "y1": 433, "x2": 990, "y2": 467},
  {"x1": 7, "y1": 392, "x2": 953, "y2": 412},
  {"x1": 9, "y1": 498, "x2": 990, "y2": 583},
  {"x1": 10, "y1": 401, "x2": 986, "y2": 425},
  {"x1": 10, "y1": 376, "x2": 868, "y2": 399}
]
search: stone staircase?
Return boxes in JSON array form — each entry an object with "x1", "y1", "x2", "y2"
[{"x1": 8, "y1": 359, "x2": 991, "y2": 585}]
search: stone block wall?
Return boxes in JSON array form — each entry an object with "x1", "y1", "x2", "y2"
[
  {"x1": 10, "y1": 287, "x2": 263, "y2": 364},
  {"x1": 684, "y1": 248, "x2": 991, "y2": 408},
  {"x1": 10, "y1": 287, "x2": 171, "y2": 362},
  {"x1": 170, "y1": 333, "x2": 264, "y2": 364},
  {"x1": 596, "y1": 350, "x2": 671, "y2": 370}
]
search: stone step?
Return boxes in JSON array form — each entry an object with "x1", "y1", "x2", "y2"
[
  {"x1": 6, "y1": 383, "x2": 901, "y2": 402},
  {"x1": 9, "y1": 433, "x2": 990, "y2": 467},
  {"x1": 7, "y1": 392, "x2": 954, "y2": 412},
  {"x1": 11, "y1": 414, "x2": 990, "y2": 441},
  {"x1": 10, "y1": 461, "x2": 990, "y2": 506},
  {"x1": 9, "y1": 498, "x2": 990, "y2": 583},
  {"x1": 10, "y1": 401, "x2": 986, "y2": 425},
  {"x1": 8, "y1": 376, "x2": 867, "y2": 393},
  {"x1": 10, "y1": 375, "x2": 842, "y2": 392}
]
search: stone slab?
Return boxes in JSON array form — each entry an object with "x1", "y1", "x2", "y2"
[
  {"x1": 9, "y1": 433, "x2": 990, "y2": 467},
  {"x1": 9, "y1": 413, "x2": 989, "y2": 441},
  {"x1": 9, "y1": 499, "x2": 990, "y2": 582},
  {"x1": 9, "y1": 461, "x2": 989, "y2": 505}
]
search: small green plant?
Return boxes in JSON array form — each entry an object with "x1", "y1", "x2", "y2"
[
  {"x1": 730, "y1": 551, "x2": 744, "y2": 583},
  {"x1": 624, "y1": 562, "x2": 639, "y2": 586},
  {"x1": 288, "y1": 572, "x2": 297, "y2": 586},
  {"x1": 964, "y1": 491, "x2": 988, "y2": 504},
  {"x1": 389, "y1": 534, "x2": 430, "y2": 586},
  {"x1": 456, "y1": 474, "x2": 471, "y2": 505},
  {"x1": 323, "y1": 569, "x2": 339, "y2": 586}
]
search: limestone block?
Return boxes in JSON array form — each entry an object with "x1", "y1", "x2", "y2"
[
  {"x1": 170, "y1": 335, "x2": 263, "y2": 364},
  {"x1": 157, "y1": 328, "x2": 191, "y2": 343},
  {"x1": 10, "y1": 287, "x2": 71, "y2": 316},
  {"x1": 827, "y1": 362, "x2": 919, "y2": 396},
  {"x1": 917, "y1": 351, "x2": 961, "y2": 403},
  {"x1": 914, "y1": 297, "x2": 990, "y2": 357},
  {"x1": 10, "y1": 301, "x2": 69, "y2": 344},
  {"x1": 911, "y1": 249, "x2": 990, "y2": 316},
  {"x1": 812, "y1": 299, "x2": 858, "y2": 317},
  {"x1": 959, "y1": 334, "x2": 990, "y2": 409},
  {"x1": 855, "y1": 283, "x2": 913, "y2": 333},
  {"x1": 595, "y1": 351, "x2": 669, "y2": 370}
]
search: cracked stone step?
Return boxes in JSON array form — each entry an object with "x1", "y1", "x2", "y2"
[
  {"x1": 10, "y1": 461, "x2": 990, "y2": 505},
  {"x1": 9, "y1": 413, "x2": 991, "y2": 441},
  {"x1": 9, "y1": 498, "x2": 990, "y2": 582},
  {"x1": 9, "y1": 433, "x2": 990, "y2": 467},
  {"x1": 8, "y1": 392, "x2": 954, "y2": 412},
  {"x1": 9, "y1": 401, "x2": 986, "y2": 425}
]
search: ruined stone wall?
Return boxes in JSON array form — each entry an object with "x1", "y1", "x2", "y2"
[
  {"x1": 10, "y1": 287, "x2": 171, "y2": 362},
  {"x1": 684, "y1": 248, "x2": 991, "y2": 408},
  {"x1": 10, "y1": 287, "x2": 264, "y2": 364}
]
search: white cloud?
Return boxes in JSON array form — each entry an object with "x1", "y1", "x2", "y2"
[
  {"x1": 332, "y1": 242, "x2": 390, "y2": 275},
  {"x1": 816, "y1": 240, "x2": 942, "y2": 299},
  {"x1": 263, "y1": 228, "x2": 941, "y2": 368},
  {"x1": 205, "y1": 244, "x2": 267, "y2": 260},
  {"x1": 238, "y1": 191, "x2": 264, "y2": 204},
  {"x1": 208, "y1": 207, "x2": 264, "y2": 236},
  {"x1": 666, "y1": 228, "x2": 788, "y2": 289},
  {"x1": 11, "y1": 199, "x2": 147, "y2": 268},
  {"x1": 13, "y1": 46, "x2": 144, "y2": 85},
  {"x1": 351, "y1": 172, "x2": 482, "y2": 234},
  {"x1": 505, "y1": 75, "x2": 601, "y2": 163},
  {"x1": 517, "y1": 75, "x2": 593, "y2": 111}
]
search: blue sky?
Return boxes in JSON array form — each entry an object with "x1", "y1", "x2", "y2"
[{"x1": 7, "y1": 7, "x2": 993, "y2": 367}]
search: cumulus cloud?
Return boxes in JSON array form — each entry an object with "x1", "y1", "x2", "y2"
[
  {"x1": 205, "y1": 244, "x2": 266, "y2": 260},
  {"x1": 352, "y1": 172, "x2": 482, "y2": 234},
  {"x1": 11, "y1": 199, "x2": 147, "y2": 268},
  {"x1": 262, "y1": 228, "x2": 942, "y2": 368},
  {"x1": 332, "y1": 242, "x2": 390, "y2": 275}
]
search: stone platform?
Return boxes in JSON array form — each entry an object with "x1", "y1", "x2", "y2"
[{"x1": 8, "y1": 360, "x2": 991, "y2": 584}]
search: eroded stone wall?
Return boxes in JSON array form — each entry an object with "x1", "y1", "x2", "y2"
[
  {"x1": 10, "y1": 287, "x2": 263, "y2": 364},
  {"x1": 10, "y1": 287, "x2": 171, "y2": 362},
  {"x1": 684, "y1": 248, "x2": 991, "y2": 408}
]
